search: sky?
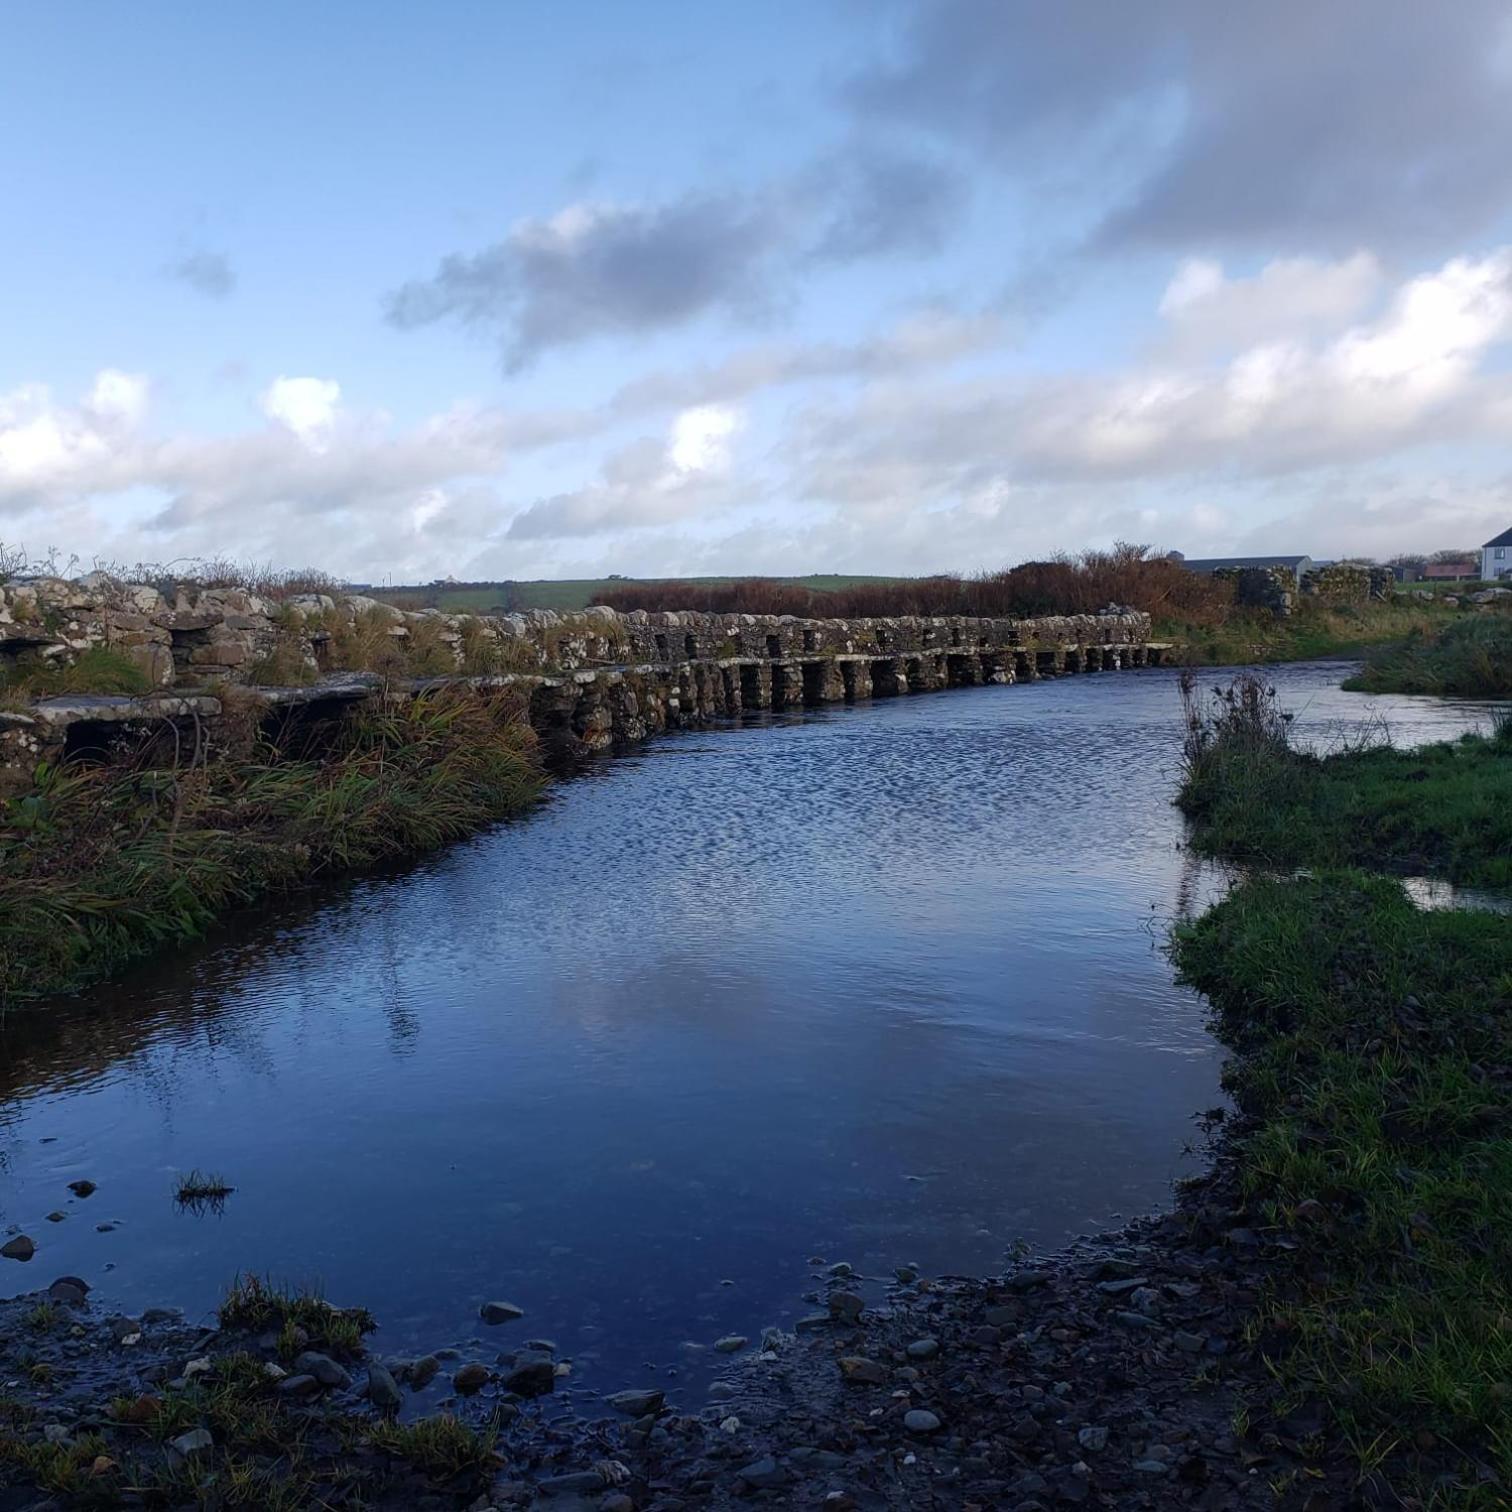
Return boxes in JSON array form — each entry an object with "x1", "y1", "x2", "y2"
[{"x1": 5, "y1": 0, "x2": 1512, "y2": 584}]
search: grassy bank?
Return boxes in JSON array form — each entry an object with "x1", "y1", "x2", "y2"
[
  {"x1": 1177, "y1": 672, "x2": 1512, "y2": 885},
  {"x1": 1343, "y1": 614, "x2": 1512, "y2": 698},
  {"x1": 1172, "y1": 874, "x2": 1512, "y2": 1503},
  {"x1": 0, "y1": 689, "x2": 543, "y2": 1007},
  {"x1": 1174, "y1": 674, "x2": 1512, "y2": 1501},
  {"x1": 1154, "y1": 596, "x2": 1461, "y2": 666}
]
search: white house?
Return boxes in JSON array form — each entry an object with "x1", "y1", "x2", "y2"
[{"x1": 1483, "y1": 527, "x2": 1512, "y2": 581}]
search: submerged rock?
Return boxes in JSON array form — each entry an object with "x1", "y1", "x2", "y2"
[
  {"x1": 479, "y1": 1300, "x2": 525, "y2": 1325},
  {"x1": 606, "y1": 1387, "x2": 664, "y2": 1416}
]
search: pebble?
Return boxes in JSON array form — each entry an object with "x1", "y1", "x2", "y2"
[
  {"x1": 169, "y1": 1428, "x2": 213, "y2": 1458},
  {"x1": 292, "y1": 1352, "x2": 351, "y2": 1389},
  {"x1": 67, "y1": 1181, "x2": 96, "y2": 1198},
  {"x1": 736, "y1": 1456, "x2": 787, "y2": 1489},
  {"x1": 838, "y1": 1356, "x2": 888, "y2": 1385},
  {"x1": 45, "y1": 1212, "x2": 66, "y2": 1224},
  {"x1": 903, "y1": 1409, "x2": 942, "y2": 1434},
  {"x1": 1078, "y1": 1425, "x2": 1109, "y2": 1452},
  {"x1": 277, "y1": 1374, "x2": 320, "y2": 1398},
  {"x1": 906, "y1": 1337, "x2": 940, "y2": 1359},
  {"x1": 828, "y1": 1290, "x2": 865, "y2": 1323},
  {"x1": 479, "y1": 1300, "x2": 525, "y2": 1325},
  {"x1": 452, "y1": 1362, "x2": 490, "y2": 1394},
  {"x1": 713, "y1": 1334, "x2": 747, "y2": 1353},
  {"x1": 1, "y1": 1236, "x2": 36, "y2": 1261},
  {"x1": 501, "y1": 1353, "x2": 555, "y2": 1397},
  {"x1": 408, "y1": 1354, "x2": 440, "y2": 1388},
  {"x1": 606, "y1": 1388, "x2": 664, "y2": 1416},
  {"x1": 366, "y1": 1363, "x2": 402, "y2": 1411}
]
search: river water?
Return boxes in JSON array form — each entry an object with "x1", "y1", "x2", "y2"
[{"x1": 0, "y1": 662, "x2": 1497, "y2": 1401}]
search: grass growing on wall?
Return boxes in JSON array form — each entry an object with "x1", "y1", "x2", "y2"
[
  {"x1": 0, "y1": 689, "x2": 544, "y2": 1006},
  {"x1": 1176, "y1": 669, "x2": 1512, "y2": 885},
  {"x1": 0, "y1": 646, "x2": 152, "y2": 703}
]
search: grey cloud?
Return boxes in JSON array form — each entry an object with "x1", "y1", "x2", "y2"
[
  {"x1": 804, "y1": 145, "x2": 968, "y2": 262},
  {"x1": 385, "y1": 195, "x2": 787, "y2": 370},
  {"x1": 167, "y1": 250, "x2": 236, "y2": 299},
  {"x1": 848, "y1": 0, "x2": 1512, "y2": 252}
]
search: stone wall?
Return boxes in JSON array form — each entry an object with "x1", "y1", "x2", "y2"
[{"x1": 1, "y1": 573, "x2": 1156, "y2": 775}]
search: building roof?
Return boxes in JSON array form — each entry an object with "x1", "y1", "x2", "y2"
[
  {"x1": 1181, "y1": 555, "x2": 1311, "y2": 574},
  {"x1": 1483, "y1": 526, "x2": 1512, "y2": 549}
]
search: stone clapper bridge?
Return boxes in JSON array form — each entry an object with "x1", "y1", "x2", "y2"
[{"x1": 0, "y1": 575, "x2": 1166, "y2": 772}]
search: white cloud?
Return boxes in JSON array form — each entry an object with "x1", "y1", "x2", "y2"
[
  {"x1": 668, "y1": 404, "x2": 739, "y2": 474},
  {"x1": 507, "y1": 404, "x2": 748, "y2": 540},
  {"x1": 1157, "y1": 252, "x2": 1383, "y2": 354},
  {"x1": 260, "y1": 376, "x2": 341, "y2": 451},
  {"x1": 85, "y1": 369, "x2": 150, "y2": 428}
]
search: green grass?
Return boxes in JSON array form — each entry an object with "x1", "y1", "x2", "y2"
[
  {"x1": 1154, "y1": 597, "x2": 1462, "y2": 667},
  {"x1": 0, "y1": 688, "x2": 544, "y2": 1006},
  {"x1": 173, "y1": 1169, "x2": 235, "y2": 1205},
  {"x1": 365, "y1": 1414, "x2": 498, "y2": 1479},
  {"x1": 1343, "y1": 615, "x2": 1512, "y2": 698},
  {"x1": 1171, "y1": 872, "x2": 1512, "y2": 1502},
  {"x1": 218, "y1": 1275, "x2": 375, "y2": 1357},
  {"x1": 1177, "y1": 673, "x2": 1512, "y2": 886},
  {"x1": 371, "y1": 574, "x2": 908, "y2": 614}
]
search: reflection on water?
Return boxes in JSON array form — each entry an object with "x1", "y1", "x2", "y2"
[
  {"x1": 0, "y1": 663, "x2": 1496, "y2": 1395},
  {"x1": 1402, "y1": 876, "x2": 1512, "y2": 915}
]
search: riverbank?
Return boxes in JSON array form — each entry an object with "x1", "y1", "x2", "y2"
[
  {"x1": 0, "y1": 688, "x2": 543, "y2": 1007},
  {"x1": 1342, "y1": 613, "x2": 1512, "y2": 697},
  {"x1": 1177, "y1": 669, "x2": 1512, "y2": 885},
  {"x1": 1153, "y1": 595, "x2": 1461, "y2": 667}
]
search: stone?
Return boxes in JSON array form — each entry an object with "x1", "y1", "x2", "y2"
[
  {"x1": 453, "y1": 1362, "x2": 490, "y2": 1394},
  {"x1": 366, "y1": 1363, "x2": 402, "y2": 1411},
  {"x1": 1003, "y1": 1268, "x2": 1052, "y2": 1291},
  {"x1": 1173, "y1": 1330, "x2": 1204, "y2": 1353},
  {"x1": 1078, "y1": 1426, "x2": 1108, "y2": 1452},
  {"x1": 408, "y1": 1354, "x2": 440, "y2": 1389},
  {"x1": 479, "y1": 1300, "x2": 525, "y2": 1324},
  {"x1": 839, "y1": 1356, "x2": 888, "y2": 1385},
  {"x1": 539, "y1": 1470, "x2": 606, "y2": 1495},
  {"x1": 45, "y1": 1212, "x2": 66, "y2": 1223},
  {"x1": 170, "y1": 1428, "x2": 213, "y2": 1458},
  {"x1": 278, "y1": 1374, "x2": 320, "y2": 1398},
  {"x1": 736, "y1": 1456, "x2": 787, "y2": 1490},
  {"x1": 1, "y1": 1235, "x2": 35, "y2": 1261},
  {"x1": 906, "y1": 1337, "x2": 940, "y2": 1359},
  {"x1": 904, "y1": 1409, "x2": 943, "y2": 1434},
  {"x1": 501, "y1": 1353, "x2": 555, "y2": 1398},
  {"x1": 292, "y1": 1352, "x2": 351, "y2": 1389},
  {"x1": 828, "y1": 1290, "x2": 865, "y2": 1323},
  {"x1": 48, "y1": 1276, "x2": 89, "y2": 1305},
  {"x1": 713, "y1": 1334, "x2": 747, "y2": 1353},
  {"x1": 606, "y1": 1388, "x2": 665, "y2": 1416},
  {"x1": 67, "y1": 1180, "x2": 96, "y2": 1198}
]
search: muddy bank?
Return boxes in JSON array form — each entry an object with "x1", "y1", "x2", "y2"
[{"x1": 0, "y1": 1143, "x2": 1422, "y2": 1512}]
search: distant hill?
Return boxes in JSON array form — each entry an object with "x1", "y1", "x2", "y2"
[{"x1": 368, "y1": 574, "x2": 909, "y2": 614}]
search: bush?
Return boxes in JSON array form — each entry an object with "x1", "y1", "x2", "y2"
[{"x1": 592, "y1": 544, "x2": 1234, "y2": 624}]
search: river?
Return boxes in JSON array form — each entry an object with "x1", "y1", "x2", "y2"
[{"x1": 0, "y1": 661, "x2": 1497, "y2": 1405}]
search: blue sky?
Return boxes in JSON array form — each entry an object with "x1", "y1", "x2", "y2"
[{"x1": 5, "y1": 0, "x2": 1512, "y2": 582}]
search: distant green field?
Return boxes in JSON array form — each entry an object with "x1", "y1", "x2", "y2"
[{"x1": 369, "y1": 575, "x2": 908, "y2": 613}]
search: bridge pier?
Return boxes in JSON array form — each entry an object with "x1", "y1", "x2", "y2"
[{"x1": 870, "y1": 657, "x2": 902, "y2": 696}]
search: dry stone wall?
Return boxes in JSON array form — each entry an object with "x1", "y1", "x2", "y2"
[{"x1": 1, "y1": 573, "x2": 1156, "y2": 775}]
